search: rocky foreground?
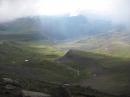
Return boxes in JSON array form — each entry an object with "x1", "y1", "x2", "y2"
[
  {"x1": 0, "y1": 78, "x2": 51, "y2": 97},
  {"x1": 0, "y1": 77, "x2": 129, "y2": 97}
]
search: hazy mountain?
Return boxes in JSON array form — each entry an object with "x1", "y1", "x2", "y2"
[
  {"x1": 0, "y1": 14, "x2": 129, "y2": 57},
  {"x1": 0, "y1": 15, "x2": 116, "y2": 41}
]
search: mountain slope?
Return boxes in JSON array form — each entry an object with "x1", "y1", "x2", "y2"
[
  {"x1": 0, "y1": 15, "x2": 114, "y2": 41},
  {"x1": 0, "y1": 41, "x2": 77, "y2": 83},
  {"x1": 57, "y1": 31, "x2": 130, "y2": 58},
  {"x1": 0, "y1": 42, "x2": 128, "y2": 97},
  {"x1": 59, "y1": 49, "x2": 130, "y2": 95},
  {"x1": 0, "y1": 15, "x2": 130, "y2": 96}
]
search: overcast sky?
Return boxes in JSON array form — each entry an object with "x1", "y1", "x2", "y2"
[{"x1": 0, "y1": 0, "x2": 129, "y2": 23}]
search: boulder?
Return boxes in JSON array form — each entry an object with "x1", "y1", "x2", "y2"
[
  {"x1": 22, "y1": 90, "x2": 51, "y2": 97},
  {"x1": 2, "y1": 78, "x2": 20, "y2": 87}
]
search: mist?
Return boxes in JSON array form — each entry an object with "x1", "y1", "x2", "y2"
[{"x1": 0, "y1": 0, "x2": 129, "y2": 25}]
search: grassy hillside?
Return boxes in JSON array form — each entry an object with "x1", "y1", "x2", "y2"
[
  {"x1": 0, "y1": 33, "x2": 47, "y2": 41},
  {"x1": 59, "y1": 49, "x2": 130, "y2": 95},
  {"x1": 57, "y1": 31, "x2": 130, "y2": 58},
  {"x1": 0, "y1": 41, "x2": 78, "y2": 83},
  {"x1": 0, "y1": 41, "x2": 130, "y2": 96}
]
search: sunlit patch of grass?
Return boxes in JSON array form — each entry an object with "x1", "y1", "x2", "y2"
[{"x1": 26, "y1": 42, "x2": 65, "y2": 60}]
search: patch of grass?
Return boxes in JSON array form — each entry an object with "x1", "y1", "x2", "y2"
[{"x1": 0, "y1": 41, "x2": 77, "y2": 84}]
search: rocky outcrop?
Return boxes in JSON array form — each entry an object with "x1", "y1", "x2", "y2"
[
  {"x1": 0, "y1": 77, "x2": 122, "y2": 97},
  {"x1": 0, "y1": 78, "x2": 51, "y2": 97},
  {"x1": 0, "y1": 78, "x2": 21, "y2": 97},
  {"x1": 22, "y1": 90, "x2": 51, "y2": 97}
]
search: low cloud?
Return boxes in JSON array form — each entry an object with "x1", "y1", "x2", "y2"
[
  {"x1": 0, "y1": 0, "x2": 38, "y2": 22},
  {"x1": 0, "y1": 0, "x2": 129, "y2": 24}
]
